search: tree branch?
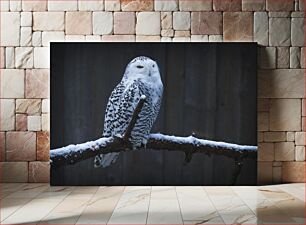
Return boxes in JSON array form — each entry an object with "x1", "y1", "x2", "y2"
[
  {"x1": 50, "y1": 133, "x2": 257, "y2": 167},
  {"x1": 50, "y1": 97, "x2": 257, "y2": 168}
]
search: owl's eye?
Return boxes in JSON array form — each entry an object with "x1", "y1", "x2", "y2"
[
  {"x1": 137, "y1": 65, "x2": 144, "y2": 69},
  {"x1": 152, "y1": 65, "x2": 155, "y2": 68}
]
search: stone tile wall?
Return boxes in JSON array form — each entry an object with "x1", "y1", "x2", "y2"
[{"x1": 0, "y1": 0, "x2": 305, "y2": 184}]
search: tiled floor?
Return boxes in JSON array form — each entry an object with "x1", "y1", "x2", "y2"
[{"x1": 0, "y1": 183, "x2": 305, "y2": 224}]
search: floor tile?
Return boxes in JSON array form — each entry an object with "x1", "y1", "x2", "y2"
[
  {"x1": 147, "y1": 186, "x2": 183, "y2": 224},
  {"x1": 108, "y1": 186, "x2": 150, "y2": 224},
  {"x1": 77, "y1": 186, "x2": 124, "y2": 224}
]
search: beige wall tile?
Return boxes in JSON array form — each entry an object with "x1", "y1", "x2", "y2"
[
  {"x1": 41, "y1": 113, "x2": 50, "y2": 131},
  {"x1": 66, "y1": 12, "x2": 92, "y2": 35},
  {"x1": 15, "y1": 47, "x2": 33, "y2": 68},
  {"x1": 191, "y1": 35, "x2": 208, "y2": 42},
  {"x1": 136, "y1": 35, "x2": 161, "y2": 42},
  {"x1": 258, "y1": 69, "x2": 304, "y2": 98},
  {"x1": 174, "y1": 30, "x2": 190, "y2": 37},
  {"x1": 213, "y1": 0, "x2": 241, "y2": 11},
  {"x1": 9, "y1": 0, "x2": 21, "y2": 12},
  {"x1": 269, "y1": 18, "x2": 291, "y2": 46},
  {"x1": 299, "y1": 0, "x2": 304, "y2": 10},
  {"x1": 114, "y1": 12, "x2": 135, "y2": 35},
  {"x1": 25, "y1": 69, "x2": 50, "y2": 98},
  {"x1": 1, "y1": 12, "x2": 20, "y2": 46},
  {"x1": 258, "y1": 47, "x2": 276, "y2": 69},
  {"x1": 254, "y1": 12, "x2": 268, "y2": 46},
  {"x1": 6, "y1": 131, "x2": 36, "y2": 161},
  {"x1": 65, "y1": 35, "x2": 86, "y2": 41},
  {"x1": 258, "y1": 143, "x2": 274, "y2": 161},
  {"x1": 42, "y1": 99, "x2": 50, "y2": 113},
  {"x1": 161, "y1": 12, "x2": 172, "y2": 30},
  {"x1": 20, "y1": 27, "x2": 32, "y2": 47},
  {"x1": 161, "y1": 37, "x2": 172, "y2": 42},
  {"x1": 78, "y1": 0, "x2": 104, "y2": 11},
  {"x1": 258, "y1": 132, "x2": 264, "y2": 142},
  {"x1": 0, "y1": 132, "x2": 5, "y2": 161},
  {"x1": 21, "y1": 12, "x2": 32, "y2": 27},
  {"x1": 173, "y1": 12, "x2": 190, "y2": 31},
  {"x1": 276, "y1": 47, "x2": 289, "y2": 68},
  {"x1": 179, "y1": 0, "x2": 212, "y2": 11},
  {"x1": 0, "y1": 47, "x2": 5, "y2": 69},
  {"x1": 0, "y1": 162, "x2": 28, "y2": 182},
  {"x1": 155, "y1": 0, "x2": 178, "y2": 11},
  {"x1": 275, "y1": 142, "x2": 295, "y2": 161},
  {"x1": 27, "y1": 115, "x2": 41, "y2": 131},
  {"x1": 136, "y1": 12, "x2": 160, "y2": 35},
  {"x1": 223, "y1": 12, "x2": 253, "y2": 42},
  {"x1": 208, "y1": 35, "x2": 222, "y2": 42},
  {"x1": 48, "y1": 0, "x2": 77, "y2": 11},
  {"x1": 93, "y1": 12, "x2": 113, "y2": 35},
  {"x1": 5, "y1": 47, "x2": 15, "y2": 69},
  {"x1": 282, "y1": 162, "x2": 305, "y2": 182},
  {"x1": 270, "y1": 99, "x2": 301, "y2": 131},
  {"x1": 173, "y1": 36, "x2": 190, "y2": 42},
  {"x1": 264, "y1": 132, "x2": 286, "y2": 142},
  {"x1": 291, "y1": 18, "x2": 304, "y2": 47},
  {"x1": 286, "y1": 132, "x2": 295, "y2": 142},
  {"x1": 37, "y1": 131, "x2": 50, "y2": 161},
  {"x1": 191, "y1": 12, "x2": 222, "y2": 35},
  {"x1": 258, "y1": 162, "x2": 273, "y2": 185},
  {"x1": 32, "y1": 31, "x2": 42, "y2": 47},
  {"x1": 295, "y1": 146, "x2": 305, "y2": 161},
  {"x1": 242, "y1": 0, "x2": 265, "y2": 11},
  {"x1": 85, "y1": 35, "x2": 101, "y2": 41},
  {"x1": 272, "y1": 165, "x2": 282, "y2": 184},
  {"x1": 16, "y1": 99, "x2": 41, "y2": 115},
  {"x1": 266, "y1": 0, "x2": 294, "y2": 11},
  {"x1": 0, "y1": 69, "x2": 24, "y2": 98},
  {"x1": 121, "y1": 0, "x2": 153, "y2": 11},
  {"x1": 42, "y1": 31, "x2": 65, "y2": 46},
  {"x1": 33, "y1": 47, "x2": 50, "y2": 68},
  {"x1": 101, "y1": 35, "x2": 135, "y2": 42},
  {"x1": 268, "y1": 12, "x2": 290, "y2": 18},
  {"x1": 0, "y1": 99, "x2": 15, "y2": 131},
  {"x1": 302, "y1": 98, "x2": 305, "y2": 116},
  {"x1": 1, "y1": 0, "x2": 9, "y2": 11},
  {"x1": 16, "y1": 114, "x2": 27, "y2": 131},
  {"x1": 29, "y1": 161, "x2": 50, "y2": 183},
  {"x1": 22, "y1": 0, "x2": 47, "y2": 11},
  {"x1": 295, "y1": 132, "x2": 305, "y2": 146},
  {"x1": 258, "y1": 112, "x2": 269, "y2": 131},
  {"x1": 290, "y1": 47, "x2": 301, "y2": 69},
  {"x1": 105, "y1": 0, "x2": 120, "y2": 11},
  {"x1": 33, "y1": 12, "x2": 64, "y2": 31}
]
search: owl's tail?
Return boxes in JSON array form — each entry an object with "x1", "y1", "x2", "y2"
[{"x1": 94, "y1": 153, "x2": 120, "y2": 168}]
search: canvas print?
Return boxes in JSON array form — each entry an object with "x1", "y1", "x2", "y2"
[{"x1": 50, "y1": 43, "x2": 257, "y2": 185}]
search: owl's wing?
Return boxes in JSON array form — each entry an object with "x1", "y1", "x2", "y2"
[
  {"x1": 116, "y1": 80, "x2": 144, "y2": 136},
  {"x1": 103, "y1": 80, "x2": 143, "y2": 137},
  {"x1": 102, "y1": 81, "x2": 126, "y2": 137}
]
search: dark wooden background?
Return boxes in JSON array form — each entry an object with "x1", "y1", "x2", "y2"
[{"x1": 51, "y1": 43, "x2": 257, "y2": 185}]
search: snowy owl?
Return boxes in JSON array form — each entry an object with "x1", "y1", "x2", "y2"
[{"x1": 94, "y1": 56, "x2": 163, "y2": 168}]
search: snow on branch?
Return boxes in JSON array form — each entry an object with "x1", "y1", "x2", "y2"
[{"x1": 50, "y1": 96, "x2": 257, "y2": 167}]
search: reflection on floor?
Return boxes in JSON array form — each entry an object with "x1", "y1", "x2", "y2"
[{"x1": 0, "y1": 183, "x2": 305, "y2": 224}]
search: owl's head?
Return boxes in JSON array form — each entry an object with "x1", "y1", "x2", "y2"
[{"x1": 123, "y1": 56, "x2": 161, "y2": 82}]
